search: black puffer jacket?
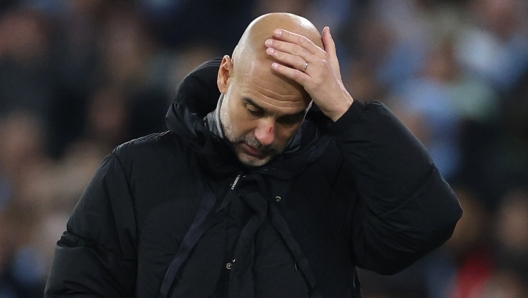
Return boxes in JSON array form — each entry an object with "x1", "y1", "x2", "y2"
[{"x1": 45, "y1": 58, "x2": 462, "y2": 298}]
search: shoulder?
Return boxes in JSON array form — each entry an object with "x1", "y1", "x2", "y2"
[
  {"x1": 113, "y1": 131, "x2": 172, "y2": 156},
  {"x1": 111, "y1": 131, "x2": 192, "y2": 173}
]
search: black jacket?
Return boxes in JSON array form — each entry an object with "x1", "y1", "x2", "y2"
[{"x1": 45, "y1": 58, "x2": 462, "y2": 298}]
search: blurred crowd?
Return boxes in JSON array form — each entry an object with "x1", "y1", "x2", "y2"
[{"x1": 0, "y1": 0, "x2": 527, "y2": 297}]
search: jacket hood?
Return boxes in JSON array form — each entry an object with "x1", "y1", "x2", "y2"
[{"x1": 165, "y1": 58, "x2": 333, "y2": 179}]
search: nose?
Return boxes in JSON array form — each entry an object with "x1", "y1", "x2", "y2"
[{"x1": 254, "y1": 119, "x2": 275, "y2": 146}]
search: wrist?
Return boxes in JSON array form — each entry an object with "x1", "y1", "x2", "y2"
[{"x1": 327, "y1": 92, "x2": 354, "y2": 122}]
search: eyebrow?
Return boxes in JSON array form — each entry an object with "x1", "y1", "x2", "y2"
[{"x1": 243, "y1": 97, "x2": 306, "y2": 118}]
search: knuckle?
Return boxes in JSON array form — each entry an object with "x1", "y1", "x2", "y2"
[
  {"x1": 291, "y1": 71, "x2": 299, "y2": 81},
  {"x1": 312, "y1": 82, "x2": 324, "y2": 93},
  {"x1": 313, "y1": 73, "x2": 325, "y2": 85},
  {"x1": 312, "y1": 76, "x2": 323, "y2": 86},
  {"x1": 297, "y1": 56, "x2": 305, "y2": 66},
  {"x1": 293, "y1": 70, "x2": 303, "y2": 80},
  {"x1": 305, "y1": 81, "x2": 316, "y2": 91},
  {"x1": 292, "y1": 45, "x2": 302, "y2": 55},
  {"x1": 283, "y1": 52, "x2": 293, "y2": 63}
]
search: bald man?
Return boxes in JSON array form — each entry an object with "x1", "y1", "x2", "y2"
[{"x1": 45, "y1": 13, "x2": 461, "y2": 298}]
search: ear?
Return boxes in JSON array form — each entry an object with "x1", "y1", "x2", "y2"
[{"x1": 217, "y1": 55, "x2": 233, "y2": 94}]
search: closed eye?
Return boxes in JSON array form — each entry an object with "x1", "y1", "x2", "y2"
[
  {"x1": 247, "y1": 105, "x2": 264, "y2": 116},
  {"x1": 243, "y1": 98, "x2": 265, "y2": 117},
  {"x1": 277, "y1": 112, "x2": 305, "y2": 126}
]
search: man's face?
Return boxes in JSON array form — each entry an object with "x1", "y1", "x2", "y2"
[{"x1": 219, "y1": 57, "x2": 310, "y2": 167}]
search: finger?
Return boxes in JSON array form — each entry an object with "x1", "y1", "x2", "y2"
[
  {"x1": 266, "y1": 45, "x2": 311, "y2": 72},
  {"x1": 322, "y1": 27, "x2": 336, "y2": 57},
  {"x1": 271, "y1": 62, "x2": 310, "y2": 86},
  {"x1": 273, "y1": 29, "x2": 324, "y2": 55},
  {"x1": 321, "y1": 26, "x2": 342, "y2": 79},
  {"x1": 265, "y1": 39, "x2": 323, "y2": 62}
]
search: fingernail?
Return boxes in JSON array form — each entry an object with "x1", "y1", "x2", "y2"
[
  {"x1": 266, "y1": 47, "x2": 275, "y2": 55},
  {"x1": 265, "y1": 39, "x2": 273, "y2": 46},
  {"x1": 272, "y1": 62, "x2": 279, "y2": 69},
  {"x1": 274, "y1": 29, "x2": 282, "y2": 37}
]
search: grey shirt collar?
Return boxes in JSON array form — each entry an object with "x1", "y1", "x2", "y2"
[{"x1": 204, "y1": 94, "x2": 225, "y2": 138}]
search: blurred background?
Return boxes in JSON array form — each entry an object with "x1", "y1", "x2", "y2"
[{"x1": 0, "y1": 0, "x2": 527, "y2": 297}]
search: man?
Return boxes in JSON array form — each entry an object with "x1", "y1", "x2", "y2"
[{"x1": 45, "y1": 13, "x2": 462, "y2": 297}]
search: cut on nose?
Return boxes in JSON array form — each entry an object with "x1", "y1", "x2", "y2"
[{"x1": 254, "y1": 122, "x2": 275, "y2": 146}]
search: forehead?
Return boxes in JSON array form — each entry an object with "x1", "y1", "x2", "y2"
[{"x1": 233, "y1": 62, "x2": 310, "y2": 113}]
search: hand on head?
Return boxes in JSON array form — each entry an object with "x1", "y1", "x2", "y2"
[{"x1": 262, "y1": 17, "x2": 354, "y2": 122}]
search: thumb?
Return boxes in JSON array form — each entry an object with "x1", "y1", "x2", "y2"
[
  {"x1": 322, "y1": 26, "x2": 341, "y2": 78},
  {"x1": 322, "y1": 27, "x2": 336, "y2": 55}
]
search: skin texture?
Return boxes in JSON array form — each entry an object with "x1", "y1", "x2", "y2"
[{"x1": 217, "y1": 12, "x2": 353, "y2": 167}]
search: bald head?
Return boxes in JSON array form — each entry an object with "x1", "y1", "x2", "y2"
[{"x1": 232, "y1": 13, "x2": 322, "y2": 73}]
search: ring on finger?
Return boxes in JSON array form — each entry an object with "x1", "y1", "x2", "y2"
[{"x1": 302, "y1": 61, "x2": 309, "y2": 72}]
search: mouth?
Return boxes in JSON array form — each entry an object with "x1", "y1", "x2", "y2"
[{"x1": 240, "y1": 143, "x2": 267, "y2": 158}]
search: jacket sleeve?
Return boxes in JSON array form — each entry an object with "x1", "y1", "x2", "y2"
[
  {"x1": 44, "y1": 153, "x2": 137, "y2": 297},
  {"x1": 330, "y1": 100, "x2": 462, "y2": 275}
]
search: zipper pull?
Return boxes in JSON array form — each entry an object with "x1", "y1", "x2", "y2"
[{"x1": 230, "y1": 174, "x2": 241, "y2": 190}]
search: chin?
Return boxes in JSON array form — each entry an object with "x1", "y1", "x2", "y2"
[{"x1": 238, "y1": 153, "x2": 272, "y2": 168}]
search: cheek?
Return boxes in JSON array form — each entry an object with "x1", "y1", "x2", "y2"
[
  {"x1": 227, "y1": 106, "x2": 254, "y2": 135},
  {"x1": 275, "y1": 125, "x2": 301, "y2": 143}
]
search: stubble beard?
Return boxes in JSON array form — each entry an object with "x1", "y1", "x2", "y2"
[{"x1": 219, "y1": 99, "x2": 284, "y2": 167}]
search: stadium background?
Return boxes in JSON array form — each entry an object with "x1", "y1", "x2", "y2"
[{"x1": 0, "y1": 0, "x2": 527, "y2": 297}]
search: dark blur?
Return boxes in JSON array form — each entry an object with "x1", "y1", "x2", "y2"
[{"x1": 0, "y1": 0, "x2": 527, "y2": 297}]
